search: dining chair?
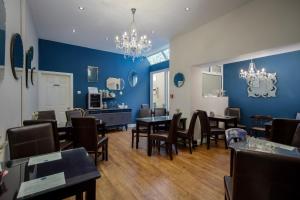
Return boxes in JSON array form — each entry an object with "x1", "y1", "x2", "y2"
[
  {"x1": 224, "y1": 149, "x2": 300, "y2": 200},
  {"x1": 7, "y1": 123, "x2": 57, "y2": 160},
  {"x1": 250, "y1": 115, "x2": 273, "y2": 137},
  {"x1": 66, "y1": 109, "x2": 84, "y2": 123},
  {"x1": 132, "y1": 108, "x2": 152, "y2": 148},
  {"x1": 291, "y1": 124, "x2": 300, "y2": 148},
  {"x1": 176, "y1": 111, "x2": 198, "y2": 154},
  {"x1": 224, "y1": 107, "x2": 246, "y2": 129},
  {"x1": 141, "y1": 104, "x2": 150, "y2": 109},
  {"x1": 149, "y1": 113, "x2": 182, "y2": 160},
  {"x1": 198, "y1": 110, "x2": 226, "y2": 149},
  {"x1": 23, "y1": 119, "x2": 73, "y2": 151},
  {"x1": 71, "y1": 117, "x2": 108, "y2": 165},
  {"x1": 154, "y1": 108, "x2": 167, "y2": 116},
  {"x1": 37, "y1": 110, "x2": 56, "y2": 120},
  {"x1": 270, "y1": 118, "x2": 300, "y2": 146}
]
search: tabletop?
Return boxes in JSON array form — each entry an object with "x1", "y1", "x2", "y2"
[
  {"x1": 0, "y1": 148, "x2": 100, "y2": 200},
  {"x1": 136, "y1": 116, "x2": 187, "y2": 123},
  {"x1": 208, "y1": 115, "x2": 237, "y2": 120}
]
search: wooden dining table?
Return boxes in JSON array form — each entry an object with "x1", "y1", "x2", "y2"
[
  {"x1": 208, "y1": 115, "x2": 238, "y2": 129},
  {"x1": 136, "y1": 116, "x2": 187, "y2": 156},
  {"x1": 0, "y1": 148, "x2": 100, "y2": 200}
]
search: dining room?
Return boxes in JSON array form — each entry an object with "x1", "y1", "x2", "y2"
[{"x1": 1, "y1": 0, "x2": 300, "y2": 200}]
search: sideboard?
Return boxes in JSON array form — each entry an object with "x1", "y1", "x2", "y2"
[{"x1": 86, "y1": 108, "x2": 132, "y2": 130}]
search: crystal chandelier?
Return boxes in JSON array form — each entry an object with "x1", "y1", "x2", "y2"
[
  {"x1": 115, "y1": 8, "x2": 152, "y2": 61},
  {"x1": 239, "y1": 60, "x2": 272, "y2": 81}
]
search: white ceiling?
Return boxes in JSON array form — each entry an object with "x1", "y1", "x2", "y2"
[{"x1": 27, "y1": 0, "x2": 252, "y2": 55}]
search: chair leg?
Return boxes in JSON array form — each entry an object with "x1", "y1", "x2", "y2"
[
  {"x1": 158, "y1": 140, "x2": 160, "y2": 153},
  {"x1": 168, "y1": 143, "x2": 173, "y2": 160},
  {"x1": 207, "y1": 135, "x2": 210, "y2": 150},
  {"x1": 105, "y1": 141, "x2": 108, "y2": 161},
  {"x1": 149, "y1": 139, "x2": 153, "y2": 156},
  {"x1": 215, "y1": 134, "x2": 218, "y2": 145},
  {"x1": 131, "y1": 131, "x2": 134, "y2": 148},
  {"x1": 188, "y1": 139, "x2": 192, "y2": 154}
]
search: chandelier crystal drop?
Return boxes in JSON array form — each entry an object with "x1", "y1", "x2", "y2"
[
  {"x1": 115, "y1": 8, "x2": 152, "y2": 62},
  {"x1": 239, "y1": 60, "x2": 272, "y2": 80}
]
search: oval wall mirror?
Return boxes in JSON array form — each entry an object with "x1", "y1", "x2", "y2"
[
  {"x1": 0, "y1": 0, "x2": 5, "y2": 67},
  {"x1": 10, "y1": 33, "x2": 24, "y2": 80},
  {"x1": 174, "y1": 73, "x2": 185, "y2": 88},
  {"x1": 128, "y1": 70, "x2": 138, "y2": 87}
]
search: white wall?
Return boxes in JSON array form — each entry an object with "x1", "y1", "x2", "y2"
[
  {"x1": 0, "y1": 0, "x2": 38, "y2": 161},
  {"x1": 170, "y1": 0, "x2": 300, "y2": 121}
]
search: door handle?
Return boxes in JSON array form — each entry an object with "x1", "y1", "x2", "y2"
[{"x1": 53, "y1": 84, "x2": 60, "y2": 87}]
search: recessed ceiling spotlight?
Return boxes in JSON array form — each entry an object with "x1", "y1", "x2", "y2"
[
  {"x1": 106, "y1": 37, "x2": 109, "y2": 41},
  {"x1": 78, "y1": 6, "x2": 85, "y2": 11},
  {"x1": 185, "y1": 7, "x2": 190, "y2": 11},
  {"x1": 72, "y1": 29, "x2": 76, "y2": 33}
]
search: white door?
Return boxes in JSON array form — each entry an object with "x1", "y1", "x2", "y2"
[
  {"x1": 150, "y1": 69, "x2": 169, "y2": 110},
  {"x1": 39, "y1": 72, "x2": 73, "y2": 123}
]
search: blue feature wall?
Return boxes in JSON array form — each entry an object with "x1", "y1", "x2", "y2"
[
  {"x1": 224, "y1": 50, "x2": 300, "y2": 127},
  {"x1": 39, "y1": 39, "x2": 150, "y2": 122}
]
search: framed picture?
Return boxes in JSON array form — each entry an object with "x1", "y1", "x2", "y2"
[{"x1": 87, "y1": 66, "x2": 99, "y2": 82}]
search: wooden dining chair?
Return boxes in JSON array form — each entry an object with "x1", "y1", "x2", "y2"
[
  {"x1": 132, "y1": 108, "x2": 152, "y2": 148},
  {"x1": 291, "y1": 124, "x2": 300, "y2": 148},
  {"x1": 65, "y1": 109, "x2": 84, "y2": 123},
  {"x1": 176, "y1": 111, "x2": 198, "y2": 154},
  {"x1": 250, "y1": 115, "x2": 272, "y2": 137},
  {"x1": 37, "y1": 110, "x2": 56, "y2": 120},
  {"x1": 198, "y1": 110, "x2": 226, "y2": 149},
  {"x1": 71, "y1": 117, "x2": 108, "y2": 165},
  {"x1": 225, "y1": 107, "x2": 246, "y2": 129},
  {"x1": 149, "y1": 113, "x2": 182, "y2": 160},
  {"x1": 270, "y1": 118, "x2": 300, "y2": 145},
  {"x1": 23, "y1": 119, "x2": 73, "y2": 151},
  {"x1": 7, "y1": 123, "x2": 57, "y2": 160}
]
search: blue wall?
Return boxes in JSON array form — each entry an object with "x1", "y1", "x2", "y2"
[
  {"x1": 39, "y1": 39, "x2": 150, "y2": 122},
  {"x1": 149, "y1": 60, "x2": 169, "y2": 72},
  {"x1": 224, "y1": 50, "x2": 300, "y2": 127}
]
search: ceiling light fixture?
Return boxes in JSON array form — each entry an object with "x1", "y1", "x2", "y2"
[
  {"x1": 106, "y1": 37, "x2": 109, "y2": 41},
  {"x1": 72, "y1": 29, "x2": 76, "y2": 33},
  {"x1": 115, "y1": 8, "x2": 152, "y2": 62},
  {"x1": 78, "y1": 6, "x2": 85, "y2": 11},
  {"x1": 185, "y1": 7, "x2": 190, "y2": 11}
]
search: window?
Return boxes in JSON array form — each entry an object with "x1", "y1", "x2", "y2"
[{"x1": 147, "y1": 48, "x2": 170, "y2": 65}]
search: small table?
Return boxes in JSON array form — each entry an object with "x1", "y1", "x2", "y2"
[
  {"x1": 136, "y1": 116, "x2": 187, "y2": 156},
  {"x1": 0, "y1": 148, "x2": 100, "y2": 200},
  {"x1": 208, "y1": 115, "x2": 238, "y2": 129}
]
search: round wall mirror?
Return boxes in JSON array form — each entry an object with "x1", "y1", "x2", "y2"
[
  {"x1": 128, "y1": 70, "x2": 138, "y2": 87},
  {"x1": 174, "y1": 73, "x2": 185, "y2": 88},
  {"x1": 0, "y1": 0, "x2": 6, "y2": 67},
  {"x1": 10, "y1": 33, "x2": 24, "y2": 80}
]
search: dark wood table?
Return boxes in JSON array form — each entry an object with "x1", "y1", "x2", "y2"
[
  {"x1": 228, "y1": 137, "x2": 300, "y2": 176},
  {"x1": 208, "y1": 115, "x2": 237, "y2": 129},
  {"x1": 0, "y1": 148, "x2": 100, "y2": 200},
  {"x1": 136, "y1": 116, "x2": 187, "y2": 156}
]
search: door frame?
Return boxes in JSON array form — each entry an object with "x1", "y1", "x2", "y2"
[
  {"x1": 150, "y1": 69, "x2": 169, "y2": 110},
  {"x1": 38, "y1": 70, "x2": 74, "y2": 110}
]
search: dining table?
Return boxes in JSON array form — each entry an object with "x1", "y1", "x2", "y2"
[
  {"x1": 228, "y1": 137, "x2": 300, "y2": 176},
  {"x1": 0, "y1": 148, "x2": 100, "y2": 200},
  {"x1": 208, "y1": 115, "x2": 238, "y2": 129},
  {"x1": 136, "y1": 116, "x2": 187, "y2": 156}
]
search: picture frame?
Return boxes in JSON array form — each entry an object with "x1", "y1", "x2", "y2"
[{"x1": 87, "y1": 66, "x2": 99, "y2": 82}]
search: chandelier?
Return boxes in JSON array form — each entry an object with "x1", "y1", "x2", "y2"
[
  {"x1": 115, "y1": 8, "x2": 152, "y2": 61},
  {"x1": 239, "y1": 60, "x2": 272, "y2": 81}
]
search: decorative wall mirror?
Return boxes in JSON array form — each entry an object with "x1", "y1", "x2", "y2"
[
  {"x1": 174, "y1": 73, "x2": 185, "y2": 88},
  {"x1": 128, "y1": 70, "x2": 138, "y2": 87},
  {"x1": 87, "y1": 66, "x2": 99, "y2": 82},
  {"x1": 106, "y1": 77, "x2": 125, "y2": 91},
  {"x1": 0, "y1": 0, "x2": 5, "y2": 67},
  {"x1": 10, "y1": 33, "x2": 24, "y2": 80},
  {"x1": 25, "y1": 46, "x2": 34, "y2": 88}
]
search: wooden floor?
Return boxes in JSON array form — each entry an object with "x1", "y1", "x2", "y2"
[{"x1": 68, "y1": 130, "x2": 230, "y2": 200}]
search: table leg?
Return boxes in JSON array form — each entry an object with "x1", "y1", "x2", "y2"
[
  {"x1": 234, "y1": 118, "x2": 237, "y2": 128},
  {"x1": 147, "y1": 124, "x2": 151, "y2": 156},
  {"x1": 136, "y1": 122, "x2": 140, "y2": 149},
  {"x1": 76, "y1": 193, "x2": 83, "y2": 200},
  {"x1": 85, "y1": 180, "x2": 96, "y2": 200}
]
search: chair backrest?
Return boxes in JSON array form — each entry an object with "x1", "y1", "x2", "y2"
[
  {"x1": 225, "y1": 107, "x2": 241, "y2": 122},
  {"x1": 37, "y1": 110, "x2": 56, "y2": 120},
  {"x1": 250, "y1": 115, "x2": 272, "y2": 127},
  {"x1": 291, "y1": 124, "x2": 300, "y2": 148},
  {"x1": 66, "y1": 109, "x2": 84, "y2": 123},
  {"x1": 167, "y1": 113, "x2": 182, "y2": 143},
  {"x1": 270, "y1": 118, "x2": 300, "y2": 145},
  {"x1": 71, "y1": 117, "x2": 98, "y2": 152},
  {"x1": 225, "y1": 128, "x2": 247, "y2": 146},
  {"x1": 231, "y1": 150, "x2": 300, "y2": 200},
  {"x1": 187, "y1": 111, "x2": 199, "y2": 138},
  {"x1": 141, "y1": 104, "x2": 149, "y2": 109},
  {"x1": 139, "y1": 108, "x2": 152, "y2": 118},
  {"x1": 197, "y1": 110, "x2": 211, "y2": 135},
  {"x1": 154, "y1": 108, "x2": 167, "y2": 117},
  {"x1": 7, "y1": 123, "x2": 56, "y2": 160},
  {"x1": 296, "y1": 113, "x2": 300, "y2": 120},
  {"x1": 23, "y1": 119, "x2": 60, "y2": 151}
]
